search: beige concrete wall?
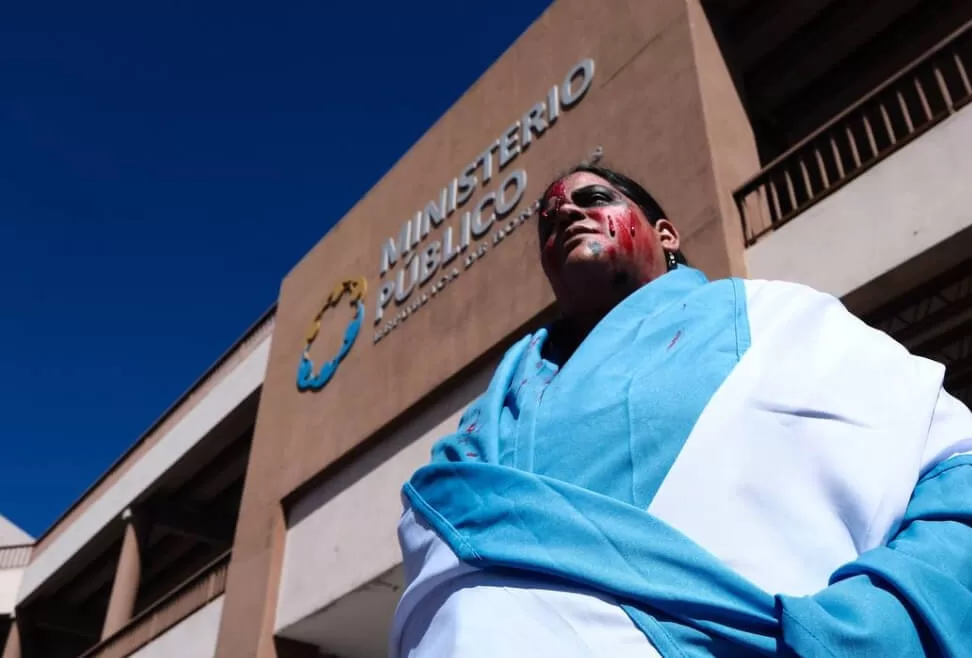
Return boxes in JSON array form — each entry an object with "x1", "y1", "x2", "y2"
[
  {"x1": 129, "y1": 596, "x2": 224, "y2": 658},
  {"x1": 274, "y1": 363, "x2": 493, "y2": 655},
  {"x1": 278, "y1": 567, "x2": 402, "y2": 658},
  {"x1": 746, "y1": 104, "x2": 972, "y2": 297},
  {"x1": 0, "y1": 570, "x2": 24, "y2": 616}
]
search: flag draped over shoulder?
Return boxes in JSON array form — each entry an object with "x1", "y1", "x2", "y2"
[{"x1": 392, "y1": 267, "x2": 972, "y2": 657}]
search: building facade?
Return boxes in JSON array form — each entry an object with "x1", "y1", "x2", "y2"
[
  {"x1": 0, "y1": 517, "x2": 32, "y2": 657},
  {"x1": 5, "y1": 0, "x2": 972, "y2": 656}
]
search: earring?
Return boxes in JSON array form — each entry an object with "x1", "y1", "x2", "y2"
[{"x1": 665, "y1": 250, "x2": 678, "y2": 271}]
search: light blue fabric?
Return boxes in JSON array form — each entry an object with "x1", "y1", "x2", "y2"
[
  {"x1": 430, "y1": 266, "x2": 751, "y2": 508},
  {"x1": 778, "y1": 453, "x2": 972, "y2": 657},
  {"x1": 405, "y1": 268, "x2": 972, "y2": 656},
  {"x1": 406, "y1": 454, "x2": 972, "y2": 656},
  {"x1": 404, "y1": 464, "x2": 781, "y2": 654}
]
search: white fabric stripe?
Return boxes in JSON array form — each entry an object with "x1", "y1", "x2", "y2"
[
  {"x1": 921, "y1": 389, "x2": 972, "y2": 473},
  {"x1": 390, "y1": 505, "x2": 661, "y2": 658},
  {"x1": 648, "y1": 280, "x2": 944, "y2": 596},
  {"x1": 391, "y1": 278, "x2": 972, "y2": 654}
]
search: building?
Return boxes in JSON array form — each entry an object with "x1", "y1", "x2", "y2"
[
  {"x1": 0, "y1": 517, "x2": 32, "y2": 655},
  {"x1": 4, "y1": 0, "x2": 972, "y2": 656}
]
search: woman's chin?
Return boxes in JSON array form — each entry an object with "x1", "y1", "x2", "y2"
[
  {"x1": 563, "y1": 234, "x2": 612, "y2": 260},
  {"x1": 561, "y1": 260, "x2": 624, "y2": 297}
]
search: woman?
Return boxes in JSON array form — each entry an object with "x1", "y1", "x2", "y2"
[{"x1": 390, "y1": 165, "x2": 972, "y2": 657}]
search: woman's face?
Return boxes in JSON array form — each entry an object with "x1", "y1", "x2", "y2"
[{"x1": 538, "y1": 171, "x2": 679, "y2": 316}]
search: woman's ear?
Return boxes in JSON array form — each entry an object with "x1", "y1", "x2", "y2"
[{"x1": 654, "y1": 219, "x2": 680, "y2": 252}]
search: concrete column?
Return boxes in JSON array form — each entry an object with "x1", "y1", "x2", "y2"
[
  {"x1": 683, "y1": 0, "x2": 760, "y2": 278},
  {"x1": 101, "y1": 508, "x2": 145, "y2": 639},
  {"x1": 1, "y1": 620, "x2": 21, "y2": 658}
]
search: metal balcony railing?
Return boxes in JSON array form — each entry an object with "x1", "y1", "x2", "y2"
[
  {"x1": 734, "y1": 18, "x2": 972, "y2": 246},
  {"x1": 78, "y1": 550, "x2": 230, "y2": 658},
  {"x1": 0, "y1": 544, "x2": 31, "y2": 570}
]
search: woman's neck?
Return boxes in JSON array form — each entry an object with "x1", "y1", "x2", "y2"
[
  {"x1": 546, "y1": 273, "x2": 664, "y2": 361},
  {"x1": 545, "y1": 311, "x2": 603, "y2": 364}
]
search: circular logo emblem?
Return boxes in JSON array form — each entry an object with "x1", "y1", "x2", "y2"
[{"x1": 296, "y1": 277, "x2": 367, "y2": 392}]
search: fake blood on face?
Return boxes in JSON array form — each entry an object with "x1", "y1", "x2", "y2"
[
  {"x1": 543, "y1": 181, "x2": 568, "y2": 218},
  {"x1": 610, "y1": 205, "x2": 656, "y2": 283},
  {"x1": 540, "y1": 171, "x2": 666, "y2": 304},
  {"x1": 613, "y1": 207, "x2": 637, "y2": 257},
  {"x1": 540, "y1": 181, "x2": 570, "y2": 268}
]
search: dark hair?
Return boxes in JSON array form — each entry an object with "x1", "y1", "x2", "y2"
[{"x1": 541, "y1": 164, "x2": 688, "y2": 265}]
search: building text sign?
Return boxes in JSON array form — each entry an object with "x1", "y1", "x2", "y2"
[
  {"x1": 295, "y1": 59, "x2": 598, "y2": 393},
  {"x1": 372, "y1": 58, "x2": 596, "y2": 343}
]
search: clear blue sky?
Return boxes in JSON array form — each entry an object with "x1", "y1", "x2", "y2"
[{"x1": 0, "y1": 0, "x2": 553, "y2": 538}]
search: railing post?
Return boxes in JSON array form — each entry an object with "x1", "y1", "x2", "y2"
[
  {"x1": 861, "y1": 114, "x2": 878, "y2": 155},
  {"x1": 954, "y1": 50, "x2": 971, "y2": 95},
  {"x1": 813, "y1": 146, "x2": 829, "y2": 188},
  {"x1": 914, "y1": 78, "x2": 933, "y2": 120},
  {"x1": 829, "y1": 134, "x2": 845, "y2": 178},
  {"x1": 879, "y1": 103, "x2": 896, "y2": 144},
  {"x1": 845, "y1": 124, "x2": 862, "y2": 167},
  {"x1": 934, "y1": 63, "x2": 954, "y2": 111},
  {"x1": 738, "y1": 185, "x2": 772, "y2": 245},
  {"x1": 798, "y1": 157, "x2": 813, "y2": 197}
]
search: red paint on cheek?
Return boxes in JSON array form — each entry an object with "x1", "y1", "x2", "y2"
[
  {"x1": 613, "y1": 207, "x2": 640, "y2": 257},
  {"x1": 618, "y1": 207, "x2": 657, "y2": 262}
]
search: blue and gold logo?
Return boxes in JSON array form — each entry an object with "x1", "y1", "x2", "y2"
[{"x1": 296, "y1": 277, "x2": 367, "y2": 392}]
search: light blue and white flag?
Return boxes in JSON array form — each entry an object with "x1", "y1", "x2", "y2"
[{"x1": 391, "y1": 267, "x2": 972, "y2": 657}]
